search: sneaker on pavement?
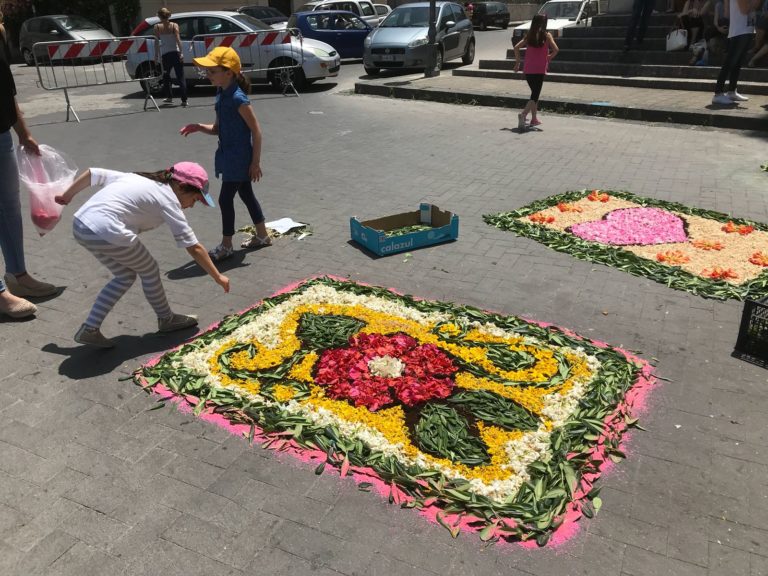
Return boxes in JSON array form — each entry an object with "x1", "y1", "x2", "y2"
[
  {"x1": 3, "y1": 273, "x2": 58, "y2": 298},
  {"x1": 726, "y1": 90, "x2": 749, "y2": 101},
  {"x1": 158, "y1": 313, "x2": 198, "y2": 333},
  {"x1": 74, "y1": 324, "x2": 115, "y2": 348},
  {"x1": 162, "y1": 98, "x2": 173, "y2": 103},
  {"x1": 712, "y1": 93, "x2": 736, "y2": 105}
]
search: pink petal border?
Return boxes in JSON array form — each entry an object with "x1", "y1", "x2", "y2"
[{"x1": 136, "y1": 276, "x2": 658, "y2": 547}]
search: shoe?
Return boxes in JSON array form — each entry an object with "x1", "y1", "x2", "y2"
[
  {"x1": 208, "y1": 244, "x2": 234, "y2": 262},
  {"x1": 518, "y1": 113, "x2": 526, "y2": 131},
  {"x1": 181, "y1": 101, "x2": 188, "y2": 107},
  {"x1": 241, "y1": 234, "x2": 272, "y2": 249},
  {"x1": 727, "y1": 91, "x2": 749, "y2": 102},
  {"x1": 0, "y1": 293, "x2": 37, "y2": 318},
  {"x1": 530, "y1": 118, "x2": 542, "y2": 127},
  {"x1": 712, "y1": 93, "x2": 736, "y2": 105},
  {"x1": 74, "y1": 324, "x2": 115, "y2": 348},
  {"x1": 162, "y1": 98, "x2": 173, "y2": 104},
  {"x1": 3, "y1": 273, "x2": 58, "y2": 298},
  {"x1": 158, "y1": 313, "x2": 198, "y2": 333}
]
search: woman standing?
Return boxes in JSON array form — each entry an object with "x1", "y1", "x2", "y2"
[
  {"x1": 712, "y1": 0, "x2": 761, "y2": 104},
  {"x1": 0, "y1": 58, "x2": 58, "y2": 319},
  {"x1": 155, "y1": 8, "x2": 188, "y2": 107},
  {"x1": 513, "y1": 14, "x2": 559, "y2": 130}
]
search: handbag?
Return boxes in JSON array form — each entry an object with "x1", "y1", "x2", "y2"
[{"x1": 666, "y1": 28, "x2": 688, "y2": 51}]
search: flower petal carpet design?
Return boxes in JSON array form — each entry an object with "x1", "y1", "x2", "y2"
[
  {"x1": 484, "y1": 190, "x2": 768, "y2": 300},
  {"x1": 135, "y1": 277, "x2": 655, "y2": 546}
]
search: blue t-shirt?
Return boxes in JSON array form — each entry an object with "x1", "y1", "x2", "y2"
[{"x1": 215, "y1": 82, "x2": 252, "y2": 182}]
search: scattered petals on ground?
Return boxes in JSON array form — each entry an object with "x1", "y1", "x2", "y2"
[
  {"x1": 484, "y1": 189, "x2": 768, "y2": 300},
  {"x1": 136, "y1": 277, "x2": 654, "y2": 546}
]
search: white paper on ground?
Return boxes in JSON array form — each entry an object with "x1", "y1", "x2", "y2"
[{"x1": 265, "y1": 218, "x2": 307, "y2": 234}]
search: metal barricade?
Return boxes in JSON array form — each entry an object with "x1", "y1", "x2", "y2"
[
  {"x1": 33, "y1": 36, "x2": 162, "y2": 122},
  {"x1": 191, "y1": 29, "x2": 305, "y2": 97}
]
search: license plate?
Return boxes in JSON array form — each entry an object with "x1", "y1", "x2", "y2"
[{"x1": 381, "y1": 54, "x2": 396, "y2": 61}]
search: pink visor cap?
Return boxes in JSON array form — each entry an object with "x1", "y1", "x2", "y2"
[{"x1": 170, "y1": 162, "x2": 215, "y2": 207}]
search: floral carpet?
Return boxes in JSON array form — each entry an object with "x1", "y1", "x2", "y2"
[
  {"x1": 136, "y1": 277, "x2": 654, "y2": 545},
  {"x1": 484, "y1": 190, "x2": 768, "y2": 300}
]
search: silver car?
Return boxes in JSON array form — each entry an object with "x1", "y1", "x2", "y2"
[
  {"x1": 362, "y1": 1, "x2": 474, "y2": 75},
  {"x1": 19, "y1": 15, "x2": 115, "y2": 66}
]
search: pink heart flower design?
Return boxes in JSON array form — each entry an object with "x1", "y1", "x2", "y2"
[{"x1": 569, "y1": 207, "x2": 688, "y2": 246}]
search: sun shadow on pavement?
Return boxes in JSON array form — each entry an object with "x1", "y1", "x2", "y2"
[
  {"x1": 166, "y1": 252, "x2": 249, "y2": 279},
  {"x1": 42, "y1": 329, "x2": 196, "y2": 380}
]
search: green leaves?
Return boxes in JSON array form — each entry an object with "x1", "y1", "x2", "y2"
[
  {"x1": 448, "y1": 390, "x2": 539, "y2": 431},
  {"x1": 297, "y1": 313, "x2": 365, "y2": 350},
  {"x1": 415, "y1": 404, "x2": 490, "y2": 466}
]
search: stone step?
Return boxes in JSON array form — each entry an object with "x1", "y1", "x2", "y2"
[
  {"x1": 562, "y1": 25, "x2": 669, "y2": 38},
  {"x1": 590, "y1": 12, "x2": 678, "y2": 26},
  {"x1": 556, "y1": 36, "x2": 666, "y2": 50},
  {"x1": 484, "y1": 58, "x2": 768, "y2": 82},
  {"x1": 455, "y1": 67, "x2": 768, "y2": 94},
  {"x1": 507, "y1": 47, "x2": 694, "y2": 64}
]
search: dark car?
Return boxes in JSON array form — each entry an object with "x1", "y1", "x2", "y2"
[
  {"x1": 237, "y1": 5, "x2": 289, "y2": 25},
  {"x1": 470, "y1": 1, "x2": 510, "y2": 30},
  {"x1": 19, "y1": 14, "x2": 115, "y2": 66},
  {"x1": 288, "y1": 10, "x2": 372, "y2": 58}
]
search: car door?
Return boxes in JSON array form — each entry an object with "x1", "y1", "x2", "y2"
[
  {"x1": 437, "y1": 5, "x2": 460, "y2": 59},
  {"x1": 302, "y1": 13, "x2": 337, "y2": 50},
  {"x1": 450, "y1": 4, "x2": 471, "y2": 56},
  {"x1": 330, "y1": 13, "x2": 370, "y2": 58}
]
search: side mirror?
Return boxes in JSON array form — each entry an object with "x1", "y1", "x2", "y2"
[
  {"x1": 444, "y1": 20, "x2": 456, "y2": 29},
  {"x1": 49, "y1": 29, "x2": 60, "y2": 35}
]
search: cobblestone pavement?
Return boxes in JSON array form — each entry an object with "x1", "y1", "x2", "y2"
[{"x1": 1, "y1": 81, "x2": 768, "y2": 576}]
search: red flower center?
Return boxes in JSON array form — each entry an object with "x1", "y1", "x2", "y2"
[{"x1": 314, "y1": 332, "x2": 458, "y2": 412}]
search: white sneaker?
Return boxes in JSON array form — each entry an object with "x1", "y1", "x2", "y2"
[
  {"x1": 726, "y1": 91, "x2": 749, "y2": 102},
  {"x1": 712, "y1": 93, "x2": 736, "y2": 105}
]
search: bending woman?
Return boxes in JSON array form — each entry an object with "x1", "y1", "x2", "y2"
[{"x1": 55, "y1": 162, "x2": 229, "y2": 348}]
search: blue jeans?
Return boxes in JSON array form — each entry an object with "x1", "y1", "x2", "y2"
[
  {"x1": 716, "y1": 33, "x2": 753, "y2": 93},
  {"x1": 0, "y1": 129, "x2": 25, "y2": 293},
  {"x1": 161, "y1": 51, "x2": 187, "y2": 102}
]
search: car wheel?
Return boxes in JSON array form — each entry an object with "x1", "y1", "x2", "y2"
[
  {"x1": 364, "y1": 66, "x2": 380, "y2": 75},
  {"x1": 137, "y1": 62, "x2": 163, "y2": 95},
  {"x1": 22, "y1": 48, "x2": 35, "y2": 66},
  {"x1": 435, "y1": 46, "x2": 444, "y2": 71},
  {"x1": 462, "y1": 38, "x2": 475, "y2": 65},
  {"x1": 268, "y1": 58, "x2": 307, "y2": 91},
  {"x1": 502, "y1": 20, "x2": 509, "y2": 29}
]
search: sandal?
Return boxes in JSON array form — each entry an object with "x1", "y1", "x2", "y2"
[
  {"x1": 208, "y1": 244, "x2": 234, "y2": 262},
  {"x1": 241, "y1": 235, "x2": 272, "y2": 249}
]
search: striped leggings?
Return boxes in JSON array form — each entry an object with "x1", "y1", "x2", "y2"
[{"x1": 73, "y1": 220, "x2": 171, "y2": 329}]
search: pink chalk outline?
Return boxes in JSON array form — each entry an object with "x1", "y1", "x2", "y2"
[{"x1": 137, "y1": 276, "x2": 657, "y2": 547}]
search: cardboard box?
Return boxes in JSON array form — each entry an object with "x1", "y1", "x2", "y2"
[{"x1": 350, "y1": 203, "x2": 459, "y2": 256}]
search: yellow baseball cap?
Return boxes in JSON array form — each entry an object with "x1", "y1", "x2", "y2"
[{"x1": 193, "y1": 46, "x2": 241, "y2": 75}]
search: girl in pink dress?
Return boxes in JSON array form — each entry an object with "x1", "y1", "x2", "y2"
[{"x1": 513, "y1": 15, "x2": 559, "y2": 130}]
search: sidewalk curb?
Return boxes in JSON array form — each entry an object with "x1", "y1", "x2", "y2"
[{"x1": 354, "y1": 80, "x2": 768, "y2": 131}]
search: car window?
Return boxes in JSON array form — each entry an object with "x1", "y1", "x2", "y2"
[
  {"x1": 348, "y1": 15, "x2": 369, "y2": 28},
  {"x1": 375, "y1": 5, "x2": 388, "y2": 15},
  {"x1": 381, "y1": 6, "x2": 429, "y2": 27},
  {"x1": 26, "y1": 19, "x2": 45, "y2": 33},
  {"x1": 42, "y1": 18, "x2": 59, "y2": 34},
  {"x1": 539, "y1": 1, "x2": 581, "y2": 19},
  {"x1": 439, "y1": 6, "x2": 454, "y2": 27},
  {"x1": 199, "y1": 17, "x2": 242, "y2": 35},
  {"x1": 231, "y1": 14, "x2": 272, "y2": 31},
  {"x1": 54, "y1": 16, "x2": 101, "y2": 31},
  {"x1": 360, "y1": 2, "x2": 375, "y2": 16},
  {"x1": 174, "y1": 17, "x2": 197, "y2": 40},
  {"x1": 451, "y1": 4, "x2": 466, "y2": 20}
]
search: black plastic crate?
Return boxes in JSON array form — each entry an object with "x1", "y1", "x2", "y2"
[{"x1": 734, "y1": 297, "x2": 768, "y2": 367}]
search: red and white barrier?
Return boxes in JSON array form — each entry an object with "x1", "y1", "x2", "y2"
[
  {"x1": 201, "y1": 31, "x2": 292, "y2": 51},
  {"x1": 45, "y1": 37, "x2": 151, "y2": 61}
]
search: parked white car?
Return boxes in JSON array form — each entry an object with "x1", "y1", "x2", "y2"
[
  {"x1": 296, "y1": 0, "x2": 381, "y2": 27},
  {"x1": 374, "y1": 3, "x2": 393, "y2": 23},
  {"x1": 510, "y1": 0, "x2": 598, "y2": 42},
  {"x1": 127, "y1": 11, "x2": 340, "y2": 91}
]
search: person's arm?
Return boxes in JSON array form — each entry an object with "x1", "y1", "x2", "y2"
[
  {"x1": 55, "y1": 169, "x2": 92, "y2": 205},
  {"x1": 12, "y1": 99, "x2": 40, "y2": 155},
  {"x1": 174, "y1": 23, "x2": 183, "y2": 56},
  {"x1": 238, "y1": 104, "x2": 263, "y2": 182},
  {"x1": 513, "y1": 37, "x2": 526, "y2": 72},
  {"x1": 185, "y1": 244, "x2": 230, "y2": 292},
  {"x1": 180, "y1": 118, "x2": 219, "y2": 136},
  {"x1": 546, "y1": 33, "x2": 559, "y2": 61}
]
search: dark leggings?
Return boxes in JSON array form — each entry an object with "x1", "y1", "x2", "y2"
[
  {"x1": 161, "y1": 51, "x2": 187, "y2": 102},
  {"x1": 715, "y1": 33, "x2": 753, "y2": 93},
  {"x1": 219, "y1": 180, "x2": 265, "y2": 237},
  {"x1": 525, "y1": 74, "x2": 545, "y2": 102}
]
